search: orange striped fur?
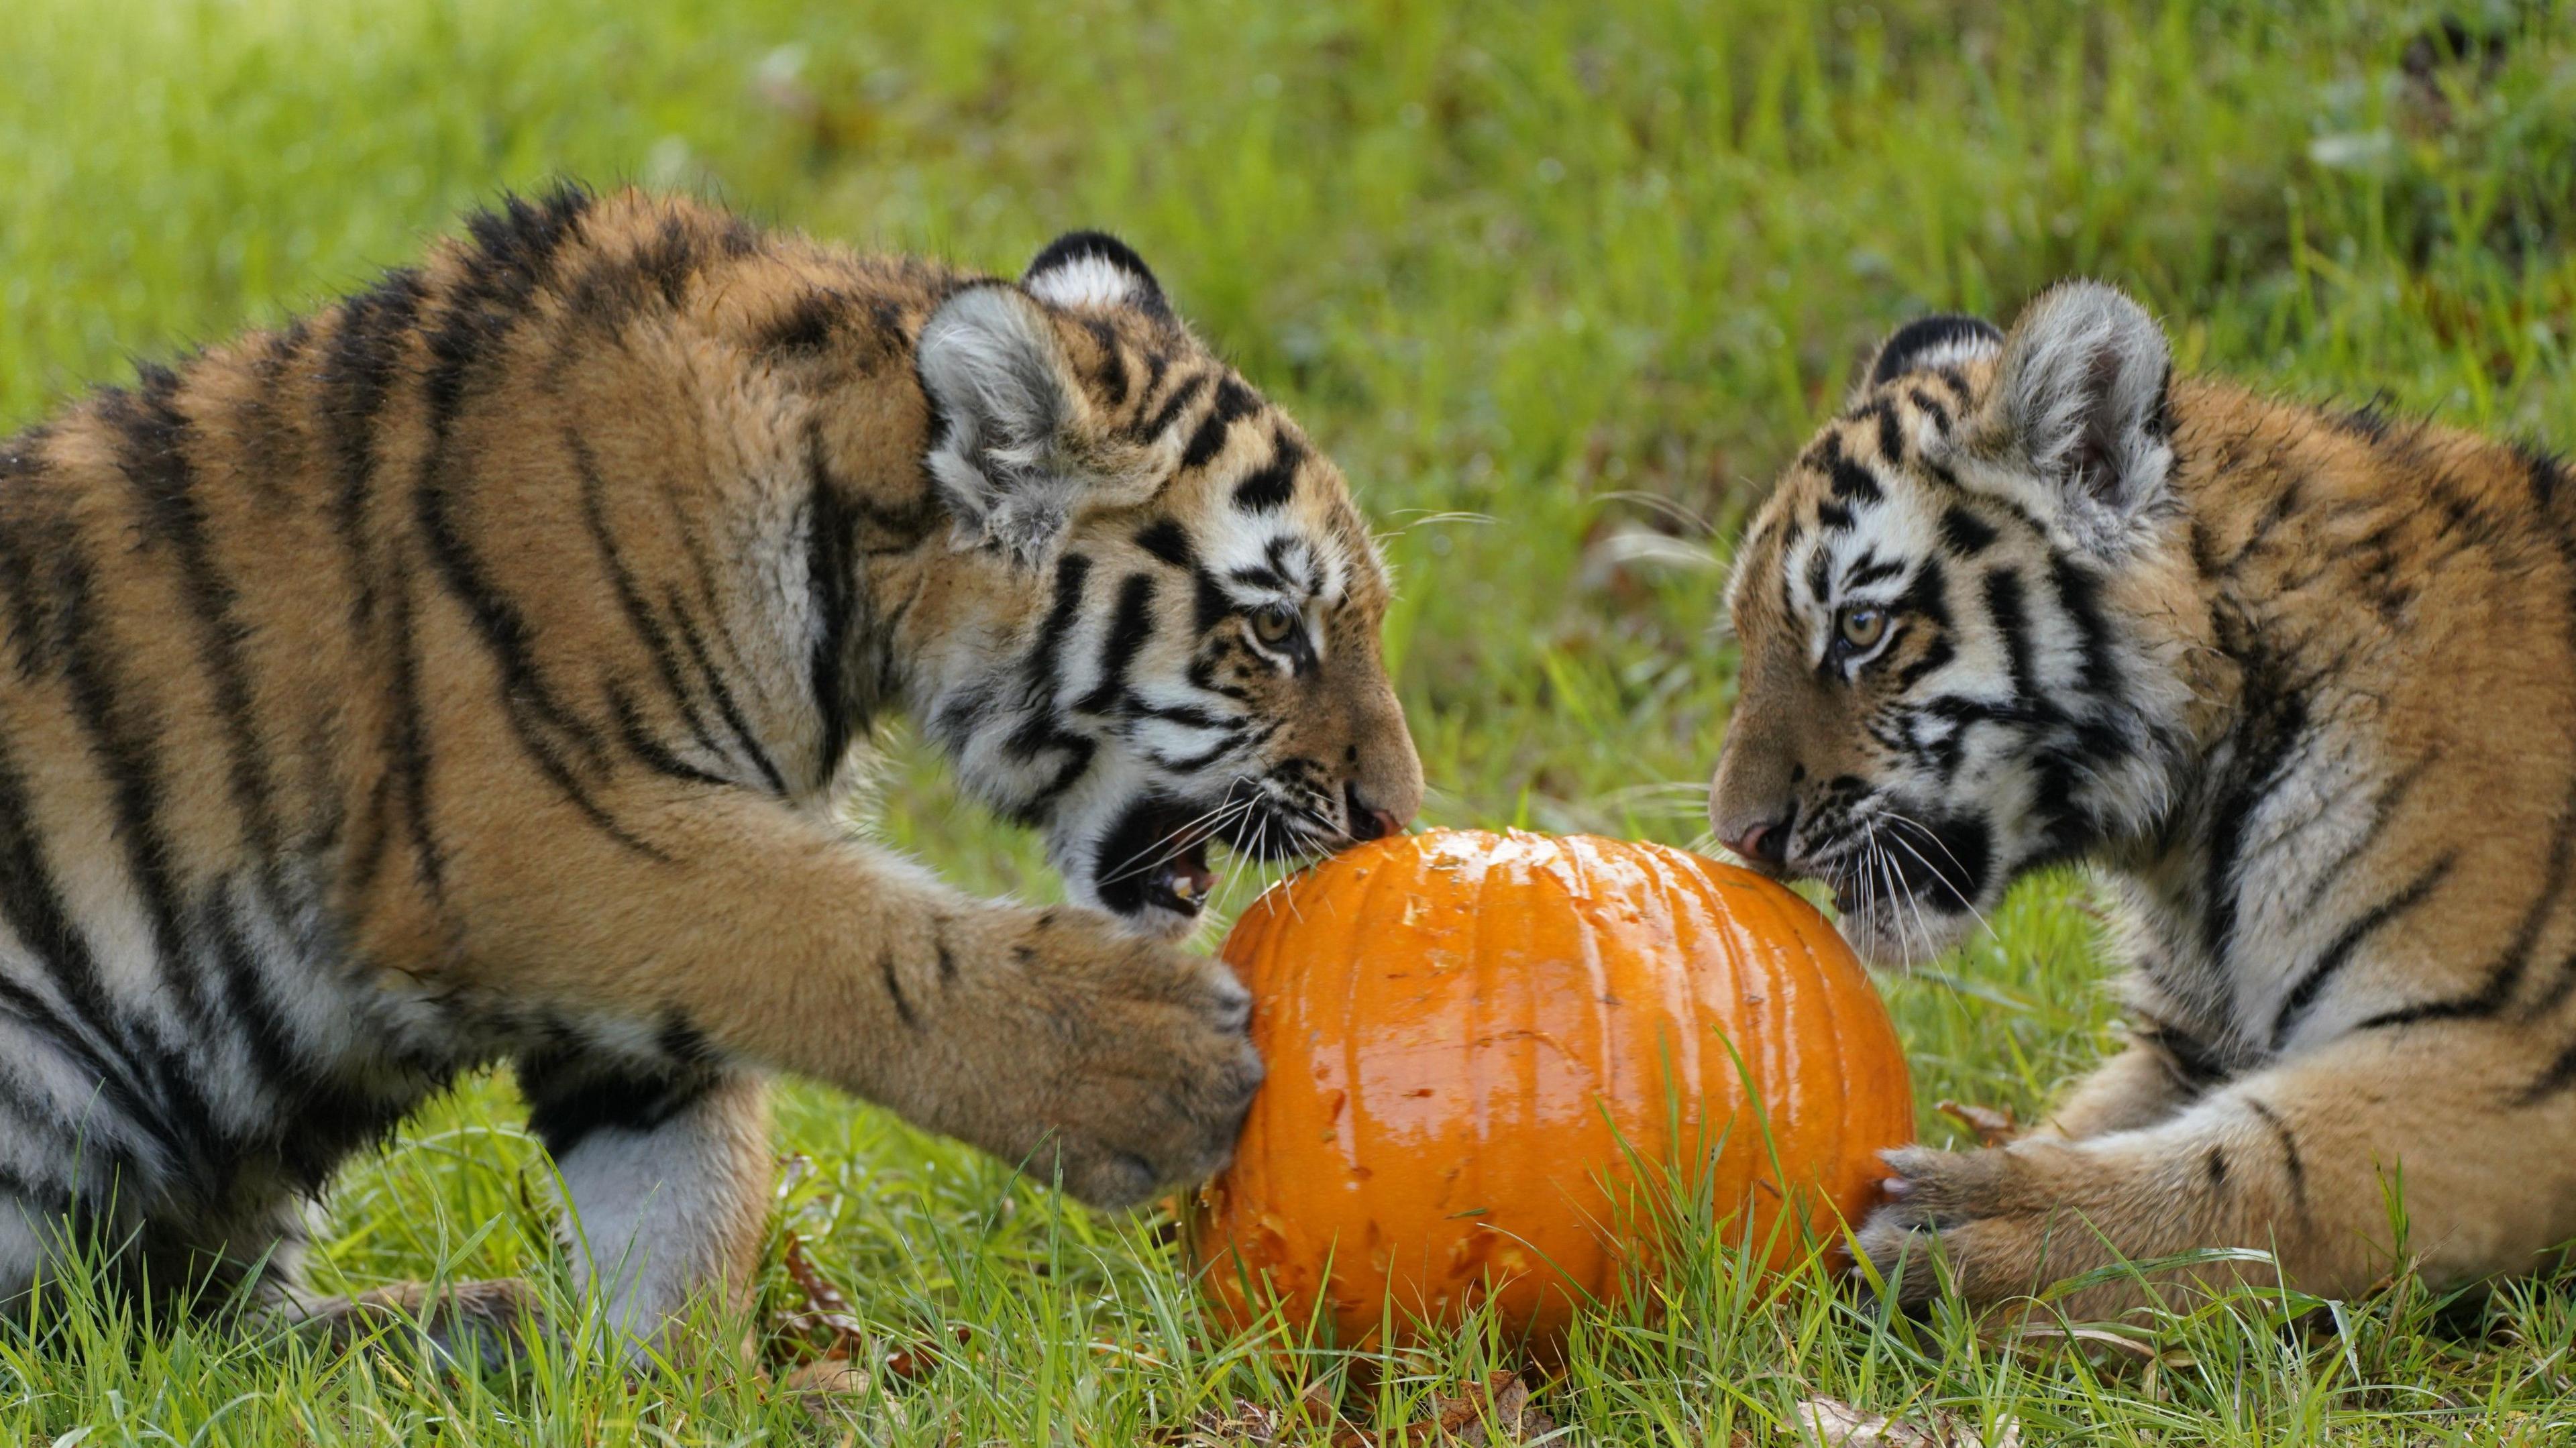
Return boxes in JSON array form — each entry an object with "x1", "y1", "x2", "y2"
[
  {"x1": 0, "y1": 187, "x2": 1419, "y2": 1357},
  {"x1": 1715, "y1": 280, "x2": 2576, "y2": 1319}
]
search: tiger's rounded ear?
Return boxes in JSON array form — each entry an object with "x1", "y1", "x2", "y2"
[
  {"x1": 1990, "y1": 280, "x2": 2174, "y2": 528},
  {"x1": 1022, "y1": 230, "x2": 1169, "y2": 318},
  {"x1": 918, "y1": 284, "x2": 1102, "y2": 565},
  {"x1": 1863, "y1": 313, "x2": 2003, "y2": 388},
  {"x1": 918, "y1": 282, "x2": 1161, "y2": 565}
]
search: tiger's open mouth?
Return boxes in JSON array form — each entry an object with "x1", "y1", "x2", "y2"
[
  {"x1": 1145, "y1": 830, "x2": 1221, "y2": 918},
  {"x1": 1092, "y1": 789, "x2": 1330, "y2": 924},
  {"x1": 1093, "y1": 798, "x2": 1226, "y2": 922}
]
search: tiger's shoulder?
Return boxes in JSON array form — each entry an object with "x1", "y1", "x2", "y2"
[{"x1": 2161, "y1": 375, "x2": 2569, "y2": 640}]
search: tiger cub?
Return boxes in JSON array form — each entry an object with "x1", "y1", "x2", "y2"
[
  {"x1": 0, "y1": 188, "x2": 1421, "y2": 1355},
  {"x1": 1712, "y1": 280, "x2": 2576, "y2": 1318}
]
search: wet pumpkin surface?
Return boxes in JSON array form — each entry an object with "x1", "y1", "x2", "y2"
[{"x1": 1189, "y1": 828, "x2": 1913, "y2": 1353}]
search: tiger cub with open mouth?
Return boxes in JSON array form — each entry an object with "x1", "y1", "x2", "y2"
[{"x1": 0, "y1": 187, "x2": 1420, "y2": 1357}]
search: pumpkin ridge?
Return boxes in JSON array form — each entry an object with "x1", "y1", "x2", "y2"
[
  {"x1": 1784, "y1": 867, "x2": 1844, "y2": 1253},
  {"x1": 1331, "y1": 836, "x2": 1407, "y2": 1332},
  {"x1": 1555, "y1": 833, "x2": 1623, "y2": 1309}
]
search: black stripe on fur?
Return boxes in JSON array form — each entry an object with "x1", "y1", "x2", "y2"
[
  {"x1": 803, "y1": 427, "x2": 863, "y2": 780},
  {"x1": 2271, "y1": 854, "x2": 2457, "y2": 1050}
]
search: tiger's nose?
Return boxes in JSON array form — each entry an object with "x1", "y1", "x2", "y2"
[
  {"x1": 1345, "y1": 783, "x2": 1405, "y2": 842},
  {"x1": 1720, "y1": 807, "x2": 1795, "y2": 870}
]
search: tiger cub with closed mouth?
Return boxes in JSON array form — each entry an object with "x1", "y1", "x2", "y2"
[
  {"x1": 1713, "y1": 279, "x2": 2576, "y2": 1317},
  {"x1": 0, "y1": 187, "x2": 1420, "y2": 1357}
]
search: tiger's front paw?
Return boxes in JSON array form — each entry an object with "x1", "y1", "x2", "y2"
[
  {"x1": 963, "y1": 907, "x2": 1263, "y2": 1211},
  {"x1": 1854, "y1": 1144, "x2": 2069, "y2": 1308}
]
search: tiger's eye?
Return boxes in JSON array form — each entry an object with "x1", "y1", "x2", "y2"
[
  {"x1": 1838, "y1": 605, "x2": 1888, "y2": 652},
  {"x1": 1251, "y1": 603, "x2": 1301, "y2": 647}
]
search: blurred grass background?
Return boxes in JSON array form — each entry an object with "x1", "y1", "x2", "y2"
[{"x1": 4, "y1": 0, "x2": 2575, "y2": 1441}]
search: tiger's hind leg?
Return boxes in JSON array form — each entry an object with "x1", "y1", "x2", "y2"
[
  {"x1": 274, "y1": 1065, "x2": 768, "y2": 1372},
  {"x1": 515, "y1": 1052, "x2": 772, "y2": 1363},
  {"x1": 1859, "y1": 1019, "x2": 2576, "y2": 1319},
  {"x1": 0, "y1": 1160, "x2": 523, "y2": 1368},
  {"x1": 0, "y1": 1009, "x2": 166, "y2": 1327}
]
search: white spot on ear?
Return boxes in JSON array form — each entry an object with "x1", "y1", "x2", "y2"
[
  {"x1": 1021, "y1": 231, "x2": 1166, "y2": 316},
  {"x1": 1026, "y1": 254, "x2": 1145, "y2": 311},
  {"x1": 1872, "y1": 317, "x2": 2004, "y2": 386},
  {"x1": 1902, "y1": 332, "x2": 1999, "y2": 376}
]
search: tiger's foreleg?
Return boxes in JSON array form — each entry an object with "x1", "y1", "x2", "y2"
[
  {"x1": 440, "y1": 786, "x2": 1261, "y2": 1217},
  {"x1": 2027, "y1": 1029, "x2": 2219, "y2": 1142},
  {"x1": 0, "y1": 1190, "x2": 51, "y2": 1325},
  {"x1": 1858, "y1": 1021, "x2": 2576, "y2": 1319}
]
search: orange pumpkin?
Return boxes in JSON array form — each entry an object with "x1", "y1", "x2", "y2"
[{"x1": 1187, "y1": 828, "x2": 1912, "y2": 1351}]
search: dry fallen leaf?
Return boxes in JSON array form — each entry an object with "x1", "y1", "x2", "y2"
[
  {"x1": 773, "y1": 1231, "x2": 871, "y2": 1357},
  {"x1": 1160, "y1": 1400, "x2": 1286, "y2": 1447},
  {"x1": 1166, "y1": 1372, "x2": 1554, "y2": 1448},
  {"x1": 770, "y1": 1231, "x2": 983, "y2": 1387},
  {"x1": 781, "y1": 1357, "x2": 873, "y2": 1398},
  {"x1": 1458, "y1": 1373, "x2": 1557, "y2": 1445},
  {"x1": 1935, "y1": 1100, "x2": 2020, "y2": 1148},
  {"x1": 1794, "y1": 1397, "x2": 2018, "y2": 1448},
  {"x1": 1351, "y1": 1372, "x2": 1557, "y2": 1447},
  {"x1": 1159, "y1": 1380, "x2": 1341, "y2": 1448},
  {"x1": 770, "y1": 1354, "x2": 871, "y2": 1446},
  {"x1": 883, "y1": 1325, "x2": 975, "y2": 1381}
]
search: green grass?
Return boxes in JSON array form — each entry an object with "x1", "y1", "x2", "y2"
[{"x1": 5, "y1": 0, "x2": 2576, "y2": 1440}]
